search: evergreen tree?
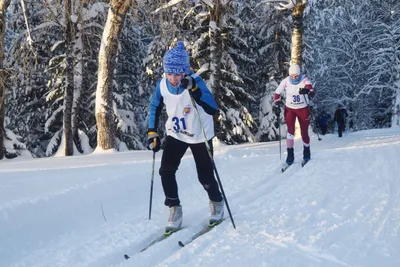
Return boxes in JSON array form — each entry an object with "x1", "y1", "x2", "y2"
[
  {"x1": 304, "y1": 0, "x2": 373, "y2": 130},
  {"x1": 363, "y1": 0, "x2": 400, "y2": 128},
  {"x1": 113, "y1": 15, "x2": 146, "y2": 150},
  {"x1": 189, "y1": 0, "x2": 257, "y2": 144},
  {"x1": 6, "y1": 1, "x2": 56, "y2": 157},
  {"x1": 249, "y1": 2, "x2": 292, "y2": 141}
]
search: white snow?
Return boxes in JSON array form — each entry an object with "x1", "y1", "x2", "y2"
[{"x1": 1, "y1": 128, "x2": 400, "y2": 267}]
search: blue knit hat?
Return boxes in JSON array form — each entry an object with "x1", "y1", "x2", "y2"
[{"x1": 163, "y1": 41, "x2": 190, "y2": 74}]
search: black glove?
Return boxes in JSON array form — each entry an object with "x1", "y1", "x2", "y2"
[
  {"x1": 274, "y1": 99, "x2": 282, "y2": 106},
  {"x1": 272, "y1": 105, "x2": 281, "y2": 116},
  {"x1": 299, "y1": 88, "x2": 309, "y2": 95},
  {"x1": 147, "y1": 131, "x2": 160, "y2": 152},
  {"x1": 181, "y1": 75, "x2": 202, "y2": 101}
]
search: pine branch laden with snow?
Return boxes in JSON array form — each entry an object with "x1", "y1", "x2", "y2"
[
  {"x1": 45, "y1": 129, "x2": 62, "y2": 156},
  {"x1": 44, "y1": 106, "x2": 63, "y2": 133},
  {"x1": 259, "y1": 0, "x2": 307, "y2": 10},
  {"x1": 257, "y1": 80, "x2": 284, "y2": 141},
  {"x1": 3, "y1": 128, "x2": 31, "y2": 159},
  {"x1": 153, "y1": 0, "x2": 185, "y2": 14}
]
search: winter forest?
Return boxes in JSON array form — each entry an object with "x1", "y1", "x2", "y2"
[{"x1": 0, "y1": 0, "x2": 399, "y2": 159}]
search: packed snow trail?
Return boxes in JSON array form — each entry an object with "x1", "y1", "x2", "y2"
[{"x1": 0, "y1": 128, "x2": 399, "y2": 267}]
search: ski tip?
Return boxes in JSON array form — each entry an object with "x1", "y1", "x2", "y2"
[
  {"x1": 178, "y1": 241, "x2": 185, "y2": 247},
  {"x1": 208, "y1": 217, "x2": 226, "y2": 227},
  {"x1": 164, "y1": 230, "x2": 174, "y2": 236},
  {"x1": 124, "y1": 254, "x2": 130, "y2": 260},
  {"x1": 281, "y1": 163, "x2": 291, "y2": 172},
  {"x1": 301, "y1": 160, "x2": 310, "y2": 167},
  {"x1": 208, "y1": 222, "x2": 217, "y2": 227}
]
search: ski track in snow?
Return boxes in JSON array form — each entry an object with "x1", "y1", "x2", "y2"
[{"x1": 0, "y1": 128, "x2": 399, "y2": 267}]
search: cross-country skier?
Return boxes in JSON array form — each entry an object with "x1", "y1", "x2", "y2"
[
  {"x1": 147, "y1": 41, "x2": 224, "y2": 232},
  {"x1": 334, "y1": 104, "x2": 348, "y2": 137},
  {"x1": 318, "y1": 110, "x2": 331, "y2": 135},
  {"x1": 273, "y1": 63, "x2": 315, "y2": 165}
]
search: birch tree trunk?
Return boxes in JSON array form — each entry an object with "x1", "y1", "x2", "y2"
[
  {"x1": 95, "y1": 0, "x2": 130, "y2": 150},
  {"x1": 290, "y1": 1, "x2": 306, "y2": 66},
  {"x1": 63, "y1": 0, "x2": 74, "y2": 156},
  {"x1": 0, "y1": 0, "x2": 10, "y2": 160},
  {"x1": 209, "y1": 0, "x2": 222, "y2": 94}
]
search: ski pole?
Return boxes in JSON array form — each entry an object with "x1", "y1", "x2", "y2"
[
  {"x1": 303, "y1": 95, "x2": 322, "y2": 141},
  {"x1": 275, "y1": 105, "x2": 282, "y2": 160},
  {"x1": 148, "y1": 151, "x2": 156, "y2": 220},
  {"x1": 190, "y1": 96, "x2": 236, "y2": 229}
]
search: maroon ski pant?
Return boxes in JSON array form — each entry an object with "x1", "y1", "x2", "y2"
[{"x1": 285, "y1": 106, "x2": 311, "y2": 145}]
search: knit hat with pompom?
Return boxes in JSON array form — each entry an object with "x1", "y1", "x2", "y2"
[
  {"x1": 289, "y1": 63, "x2": 300, "y2": 75},
  {"x1": 163, "y1": 41, "x2": 190, "y2": 74}
]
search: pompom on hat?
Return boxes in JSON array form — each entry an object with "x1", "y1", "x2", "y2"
[
  {"x1": 289, "y1": 63, "x2": 300, "y2": 75},
  {"x1": 163, "y1": 41, "x2": 190, "y2": 74}
]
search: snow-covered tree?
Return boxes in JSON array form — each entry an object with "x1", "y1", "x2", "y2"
[
  {"x1": 112, "y1": 15, "x2": 146, "y2": 150},
  {"x1": 40, "y1": 1, "x2": 108, "y2": 156},
  {"x1": 304, "y1": 0, "x2": 398, "y2": 130},
  {"x1": 255, "y1": 0, "x2": 298, "y2": 140},
  {"x1": 257, "y1": 79, "x2": 287, "y2": 141},
  {"x1": 188, "y1": 1, "x2": 257, "y2": 144},
  {"x1": 304, "y1": 0, "x2": 372, "y2": 130},
  {"x1": 4, "y1": 1, "x2": 52, "y2": 157},
  {"x1": 363, "y1": 0, "x2": 400, "y2": 128}
]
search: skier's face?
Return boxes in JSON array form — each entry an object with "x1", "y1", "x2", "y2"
[
  {"x1": 166, "y1": 73, "x2": 184, "y2": 86},
  {"x1": 290, "y1": 74, "x2": 299, "y2": 80}
]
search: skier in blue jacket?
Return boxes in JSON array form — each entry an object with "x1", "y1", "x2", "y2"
[
  {"x1": 318, "y1": 111, "x2": 331, "y2": 135},
  {"x1": 147, "y1": 41, "x2": 224, "y2": 233}
]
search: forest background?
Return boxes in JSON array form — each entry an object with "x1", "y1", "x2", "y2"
[{"x1": 0, "y1": 0, "x2": 399, "y2": 159}]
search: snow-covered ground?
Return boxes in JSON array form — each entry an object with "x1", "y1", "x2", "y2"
[{"x1": 1, "y1": 128, "x2": 399, "y2": 267}]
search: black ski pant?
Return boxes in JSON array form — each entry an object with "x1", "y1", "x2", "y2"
[
  {"x1": 320, "y1": 125, "x2": 327, "y2": 135},
  {"x1": 159, "y1": 136, "x2": 223, "y2": 207},
  {"x1": 338, "y1": 122, "x2": 344, "y2": 137}
]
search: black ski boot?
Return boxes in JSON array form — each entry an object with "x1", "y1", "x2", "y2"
[
  {"x1": 286, "y1": 148, "x2": 294, "y2": 165},
  {"x1": 303, "y1": 146, "x2": 311, "y2": 161}
]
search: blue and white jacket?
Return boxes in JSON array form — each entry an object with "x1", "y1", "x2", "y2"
[{"x1": 148, "y1": 73, "x2": 218, "y2": 141}]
